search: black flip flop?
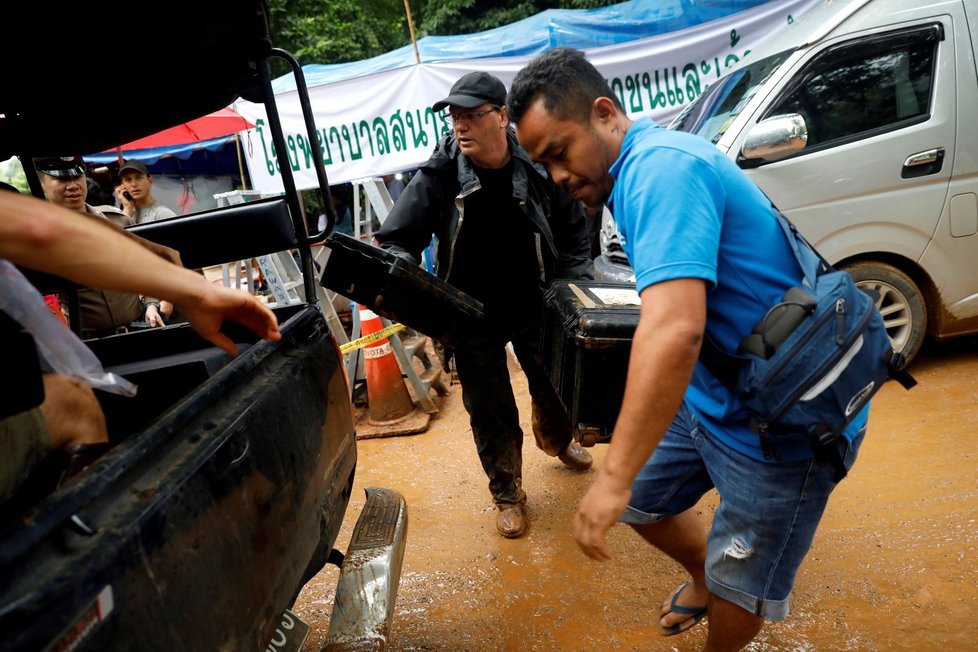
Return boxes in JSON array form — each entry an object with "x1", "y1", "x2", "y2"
[{"x1": 657, "y1": 582, "x2": 708, "y2": 636}]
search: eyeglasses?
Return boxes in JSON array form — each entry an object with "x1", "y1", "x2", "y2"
[{"x1": 443, "y1": 106, "x2": 500, "y2": 126}]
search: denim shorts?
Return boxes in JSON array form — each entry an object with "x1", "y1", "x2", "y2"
[{"x1": 620, "y1": 402, "x2": 864, "y2": 621}]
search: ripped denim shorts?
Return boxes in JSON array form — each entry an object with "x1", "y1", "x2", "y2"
[{"x1": 619, "y1": 401, "x2": 864, "y2": 621}]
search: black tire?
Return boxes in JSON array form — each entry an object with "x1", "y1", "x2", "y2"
[{"x1": 843, "y1": 261, "x2": 926, "y2": 363}]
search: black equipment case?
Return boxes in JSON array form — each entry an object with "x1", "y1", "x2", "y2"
[
  {"x1": 541, "y1": 280, "x2": 640, "y2": 445},
  {"x1": 320, "y1": 232, "x2": 485, "y2": 347}
]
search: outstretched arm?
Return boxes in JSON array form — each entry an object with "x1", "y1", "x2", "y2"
[
  {"x1": 0, "y1": 191, "x2": 280, "y2": 355},
  {"x1": 573, "y1": 277, "x2": 705, "y2": 560}
]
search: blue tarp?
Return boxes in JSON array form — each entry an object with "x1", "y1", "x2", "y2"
[
  {"x1": 83, "y1": 135, "x2": 236, "y2": 167},
  {"x1": 85, "y1": 0, "x2": 775, "y2": 173},
  {"x1": 274, "y1": 0, "x2": 773, "y2": 92}
]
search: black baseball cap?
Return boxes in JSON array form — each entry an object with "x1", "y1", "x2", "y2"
[
  {"x1": 119, "y1": 159, "x2": 150, "y2": 176},
  {"x1": 33, "y1": 155, "x2": 86, "y2": 178},
  {"x1": 432, "y1": 72, "x2": 507, "y2": 112}
]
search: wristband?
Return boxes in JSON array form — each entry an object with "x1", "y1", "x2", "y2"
[{"x1": 143, "y1": 300, "x2": 162, "y2": 311}]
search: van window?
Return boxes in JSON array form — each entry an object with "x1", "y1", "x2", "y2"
[
  {"x1": 764, "y1": 25, "x2": 941, "y2": 150},
  {"x1": 670, "y1": 49, "x2": 794, "y2": 144}
]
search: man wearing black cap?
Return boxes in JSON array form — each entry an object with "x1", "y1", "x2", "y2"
[
  {"x1": 116, "y1": 159, "x2": 176, "y2": 225},
  {"x1": 374, "y1": 72, "x2": 594, "y2": 538},
  {"x1": 33, "y1": 156, "x2": 175, "y2": 336}
]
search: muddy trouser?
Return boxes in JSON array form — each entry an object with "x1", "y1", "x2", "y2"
[{"x1": 453, "y1": 323, "x2": 575, "y2": 507}]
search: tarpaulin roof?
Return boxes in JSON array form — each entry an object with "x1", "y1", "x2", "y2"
[
  {"x1": 82, "y1": 136, "x2": 239, "y2": 166},
  {"x1": 273, "y1": 0, "x2": 776, "y2": 92},
  {"x1": 75, "y1": 0, "x2": 784, "y2": 173}
]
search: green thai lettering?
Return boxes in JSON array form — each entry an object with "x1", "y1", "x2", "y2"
[
  {"x1": 341, "y1": 124, "x2": 363, "y2": 161},
  {"x1": 295, "y1": 133, "x2": 316, "y2": 170},
  {"x1": 625, "y1": 74, "x2": 644, "y2": 113},
  {"x1": 683, "y1": 63, "x2": 701, "y2": 102},
  {"x1": 405, "y1": 109, "x2": 429, "y2": 149},
  {"x1": 317, "y1": 128, "x2": 334, "y2": 166},
  {"x1": 373, "y1": 118, "x2": 390, "y2": 155},
  {"x1": 285, "y1": 134, "x2": 301, "y2": 172},
  {"x1": 389, "y1": 110, "x2": 406, "y2": 152},
  {"x1": 358, "y1": 120, "x2": 375, "y2": 157},
  {"x1": 328, "y1": 127, "x2": 345, "y2": 163},
  {"x1": 255, "y1": 120, "x2": 276, "y2": 176}
]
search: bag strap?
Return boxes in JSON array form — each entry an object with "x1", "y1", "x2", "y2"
[
  {"x1": 699, "y1": 203, "x2": 917, "y2": 387},
  {"x1": 773, "y1": 208, "x2": 834, "y2": 285},
  {"x1": 699, "y1": 205, "x2": 817, "y2": 382}
]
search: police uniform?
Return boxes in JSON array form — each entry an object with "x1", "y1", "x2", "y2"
[{"x1": 33, "y1": 157, "x2": 155, "y2": 338}]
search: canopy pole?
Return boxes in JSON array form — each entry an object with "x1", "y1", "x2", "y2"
[
  {"x1": 404, "y1": 0, "x2": 420, "y2": 64},
  {"x1": 235, "y1": 133, "x2": 249, "y2": 190}
]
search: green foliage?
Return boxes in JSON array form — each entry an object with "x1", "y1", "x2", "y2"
[
  {"x1": 265, "y1": 0, "x2": 623, "y2": 66},
  {"x1": 266, "y1": 0, "x2": 408, "y2": 66},
  {"x1": 0, "y1": 156, "x2": 28, "y2": 193}
]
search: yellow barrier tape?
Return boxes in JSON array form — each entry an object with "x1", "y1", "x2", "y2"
[{"x1": 339, "y1": 322, "x2": 407, "y2": 354}]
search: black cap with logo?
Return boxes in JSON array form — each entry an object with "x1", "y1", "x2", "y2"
[
  {"x1": 119, "y1": 159, "x2": 150, "y2": 176},
  {"x1": 432, "y1": 72, "x2": 507, "y2": 112},
  {"x1": 33, "y1": 156, "x2": 86, "y2": 178}
]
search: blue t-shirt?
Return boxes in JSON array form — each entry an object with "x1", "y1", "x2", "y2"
[{"x1": 608, "y1": 118, "x2": 867, "y2": 461}]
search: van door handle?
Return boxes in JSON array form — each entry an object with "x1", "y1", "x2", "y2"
[{"x1": 902, "y1": 148, "x2": 945, "y2": 179}]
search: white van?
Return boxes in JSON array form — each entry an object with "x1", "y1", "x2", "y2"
[{"x1": 624, "y1": 0, "x2": 978, "y2": 363}]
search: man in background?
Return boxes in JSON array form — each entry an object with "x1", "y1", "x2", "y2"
[
  {"x1": 116, "y1": 159, "x2": 176, "y2": 224},
  {"x1": 375, "y1": 72, "x2": 595, "y2": 538},
  {"x1": 35, "y1": 156, "x2": 174, "y2": 333},
  {"x1": 0, "y1": 188, "x2": 280, "y2": 504}
]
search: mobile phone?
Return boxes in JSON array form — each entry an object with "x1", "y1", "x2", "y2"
[{"x1": 123, "y1": 191, "x2": 133, "y2": 201}]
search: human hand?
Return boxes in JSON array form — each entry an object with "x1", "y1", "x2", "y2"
[
  {"x1": 573, "y1": 470, "x2": 632, "y2": 562},
  {"x1": 144, "y1": 303, "x2": 166, "y2": 327},
  {"x1": 115, "y1": 185, "x2": 134, "y2": 215},
  {"x1": 179, "y1": 284, "x2": 280, "y2": 355},
  {"x1": 159, "y1": 300, "x2": 174, "y2": 320}
]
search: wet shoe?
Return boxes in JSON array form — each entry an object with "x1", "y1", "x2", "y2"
[
  {"x1": 558, "y1": 442, "x2": 593, "y2": 471},
  {"x1": 495, "y1": 502, "x2": 527, "y2": 538}
]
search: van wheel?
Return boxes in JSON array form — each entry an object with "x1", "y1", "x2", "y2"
[{"x1": 843, "y1": 262, "x2": 926, "y2": 363}]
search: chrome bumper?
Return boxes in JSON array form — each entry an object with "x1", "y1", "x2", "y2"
[{"x1": 322, "y1": 487, "x2": 408, "y2": 652}]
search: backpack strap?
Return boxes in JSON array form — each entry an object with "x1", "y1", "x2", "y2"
[
  {"x1": 773, "y1": 207, "x2": 833, "y2": 284},
  {"x1": 885, "y1": 349, "x2": 919, "y2": 389},
  {"x1": 698, "y1": 205, "x2": 819, "y2": 386}
]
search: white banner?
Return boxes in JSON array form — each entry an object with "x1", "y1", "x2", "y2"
[{"x1": 237, "y1": 0, "x2": 821, "y2": 193}]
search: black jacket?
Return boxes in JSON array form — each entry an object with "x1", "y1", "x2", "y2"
[{"x1": 375, "y1": 130, "x2": 593, "y2": 287}]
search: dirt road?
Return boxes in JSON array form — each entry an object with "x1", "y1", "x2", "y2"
[{"x1": 295, "y1": 337, "x2": 978, "y2": 651}]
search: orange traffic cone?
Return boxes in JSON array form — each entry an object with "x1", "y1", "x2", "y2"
[{"x1": 357, "y1": 306, "x2": 431, "y2": 438}]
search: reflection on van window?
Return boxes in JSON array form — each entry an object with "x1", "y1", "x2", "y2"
[
  {"x1": 765, "y1": 29, "x2": 936, "y2": 148},
  {"x1": 670, "y1": 49, "x2": 793, "y2": 144}
]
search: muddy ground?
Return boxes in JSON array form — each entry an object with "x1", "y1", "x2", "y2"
[{"x1": 294, "y1": 336, "x2": 978, "y2": 651}]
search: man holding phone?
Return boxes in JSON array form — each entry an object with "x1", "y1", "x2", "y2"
[
  {"x1": 116, "y1": 159, "x2": 176, "y2": 225},
  {"x1": 35, "y1": 156, "x2": 175, "y2": 332}
]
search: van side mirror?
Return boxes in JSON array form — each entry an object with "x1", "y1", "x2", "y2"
[{"x1": 740, "y1": 114, "x2": 808, "y2": 166}]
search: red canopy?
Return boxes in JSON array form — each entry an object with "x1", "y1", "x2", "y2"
[{"x1": 108, "y1": 107, "x2": 255, "y2": 152}]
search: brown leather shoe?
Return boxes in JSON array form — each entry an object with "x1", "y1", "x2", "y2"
[
  {"x1": 496, "y1": 502, "x2": 527, "y2": 538},
  {"x1": 558, "y1": 441, "x2": 593, "y2": 471}
]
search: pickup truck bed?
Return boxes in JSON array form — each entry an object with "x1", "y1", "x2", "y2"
[{"x1": 0, "y1": 198, "x2": 406, "y2": 651}]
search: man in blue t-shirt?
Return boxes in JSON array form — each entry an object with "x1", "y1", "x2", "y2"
[{"x1": 509, "y1": 48, "x2": 868, "y2": 648}]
